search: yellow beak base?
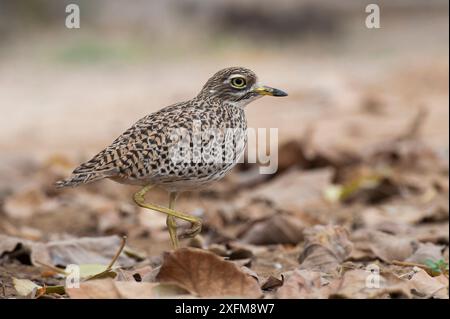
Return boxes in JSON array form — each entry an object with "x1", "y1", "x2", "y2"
[{"x1": 253, "y1": 86, "x2": 288, "y2": 97}]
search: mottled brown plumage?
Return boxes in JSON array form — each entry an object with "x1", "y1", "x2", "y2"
[
  {"x1": 57, "y1": 67, "x2": 286, "y2": 191},
  {"x1": 56, "y1": 67, "x2": 287, "y2": 248}
]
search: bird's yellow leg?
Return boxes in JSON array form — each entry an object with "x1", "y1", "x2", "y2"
[
  {"x1": 133, "y1": 186, "x2": 202, "y2": 248},
  {"x1": 167, "y1": 192, "x2": 179, "y2": 249}
]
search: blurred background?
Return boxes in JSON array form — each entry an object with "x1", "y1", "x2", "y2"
[
  {"x1": 0, "y1": 0, "x2": 448, "y2": 299},
  {"x1": 1, "y1": 0, "x2": 448, "y2": 157}
]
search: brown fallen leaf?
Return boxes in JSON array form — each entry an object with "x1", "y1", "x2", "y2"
[
  {"x1": 114, "y1": 281, "x2": 184, "y2": 299},
  {"x1": 156, "y1": 248, "x2": 262, "y2": 298},
  {"x1": 368, "y1": 230, "x2": 417, "y2": 262},
  {"x1": 409, "y1": 268, "x2": 449, "y2": 299},
  {"x1": 0, "y1": 234, "x2": 136, "y2": 267},
  {"x1": 406, "y1": 243, "x2": 445, "y2": 265},
  {"x1": 276, "y1": 269, "x2": 338, "y2": 299},
  {"x1": 115, "y1": 265, "x2": 154, "y2": 282},
  {"x1": 242, "y1": 168, "x2": 334, "y2": 213},
  {"x1": 299, "y1": 225, "x2": 353, "y2": 274},
  {"x1": 66, "y1": 279, "x2": 131, "y2": 299},
  {"x1": 415, "y1": 222, "x2": 449, "y2": 243},
  {"x1": 360, "y1": 204, "x2": 427, "y2": 228},
  {"x1": 33, "y1": 236, "x2": 136, "y2": 267},
  {"x1": 235, "y1": 198, "x2": 277, "y2": 221},
  {"x1": 331, "y1": 268, "x2": 412, "y2": 299},
  {"x1": 240, "y1": 214, "x2": 305, "y2": 245},
  {"x1": 66, "y1": 278, "x2": 189, "y2": 299},
  {"x1": 261, "y1": 275, "x2": 284, "y2": 291}
]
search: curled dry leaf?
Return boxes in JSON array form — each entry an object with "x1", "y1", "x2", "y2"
[
  {"x1": 0, "y1": 234, "x2": 27, "y2": 257},
  {"x1": 299, "y1": 225, "x2": 353, "y2": 274},
  {"x1": 0, "y1": 234, "x2": 136, "y2": 267},
  {"x1": 261, "y1": 275, "x2": 284, "y2": 291},
  {"x1": 240, "y1": 214, "x2": 305, "y2": 245},
  {"x1": 276, "y1": 269, "x2": 339, "y2": 299},
  {"x1": 156, "y1": 248, "x2": 262, "y2": 298},
  {"x1": 409, "y1": 268, "x2": 448, "y2": 299},
  {"x1": 32, "y1": 236, "x2": 135, "y2": 267},
  {"x1": 368, "y1": 230, "x2": 417, "y2": 262},
  {"x1": 227, "y1": 241, "x2": 268, "y2": 258}
]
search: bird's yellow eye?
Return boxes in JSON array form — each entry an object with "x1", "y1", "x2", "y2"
[{"x1": 230, "y1": 76, "x2": 247, "y2": 89}]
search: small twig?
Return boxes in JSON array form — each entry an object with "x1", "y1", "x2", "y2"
[
  {"x1": 391, "y1": 260, "x2": 430, "y2": 271},
  {"x1": 106, "y1": 236, "x2": 127, "y2": 271},
  {"x1": 34, "y1": 260, "x2": 68, "y2": 275}
]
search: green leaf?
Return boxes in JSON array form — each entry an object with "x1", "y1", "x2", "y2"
[
  {"x1": 425, "y1": 259, "x2": 438, "y2": 269},
  {"x1": 424, "y1": 259, "x2": 449, "y2": 275}
]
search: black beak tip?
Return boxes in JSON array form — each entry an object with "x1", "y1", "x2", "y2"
[{"x1": 273, "y1": 89, "x2": 288, "y2": 97}]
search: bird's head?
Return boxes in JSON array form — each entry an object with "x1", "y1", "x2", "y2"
[{"x1": 197, "y1": 67, "x2": 287, "y2": 107}]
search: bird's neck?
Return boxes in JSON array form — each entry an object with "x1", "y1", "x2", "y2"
[{"x1": 194, "y1": 94, "x2": 253, "y2": 111}]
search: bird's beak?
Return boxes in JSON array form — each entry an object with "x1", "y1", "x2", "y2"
[{"x1": 253, "y1": 86, "x2": 288, "y2": 97}]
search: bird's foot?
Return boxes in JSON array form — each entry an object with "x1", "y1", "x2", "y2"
[{"x1": 178, "y1": 219, "x2": 202, "y2": 239}]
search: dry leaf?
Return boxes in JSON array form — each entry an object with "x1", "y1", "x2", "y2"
[
  {"x1": 114, "y1": 281, "x2": 168, "y2": 299},
  {"x1": 33, "y1": 236, "x2": 135, "y2": 267},
  {"x1": 12, "y1": 278, "x2": 43, "y2": 298},
  {"x1": 331, "y1": 269, "x2": 412, "y2": 299},
  {"x1": 299, "y1": 225, "x2": 353, "y2": 274},
  {"x1": 415, "y1": 222, "x2": 449, "y2": 243},
  {"x1": 66, "y1": 279, "x2": 119, "y2": 299},
  {"x1": 0, "y1": 234, "x2": 136, "y2": 267},
  {"x1": 66, "y1": 278, "x2": 185, "y2": 299},
  {"x1": 276, "y1": 269, "x2": 338, "y2": 299},
  {"x1": 115, "y1": 265, "x2": 154, "y2": 282},
  {"x1": 261, "y1": 275, "x2": 284, "y2": 291},
  {"x1": 156, "y1": 248, "x2": 262, "y2": 298},
  {"x1": 409, "y1": 268, "x2": 448, "y2": 299},
  {"x1": 240, "y1": 214, "x2": 305, "y2": 245},
  {"x1": 361, "y1": 205, "x2": 427, "y2": 228},
  {"x1": 368, "y1": 231, "x2": 417, "y2": 262},
  {"x1": 406, "y1": 243, "x2": 445, "y2": 265},
  {"x1": 243, "y1": 168, "x2": 333, "y2": 213}
]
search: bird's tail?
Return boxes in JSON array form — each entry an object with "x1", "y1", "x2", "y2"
[{"x1": 55, "y1": 172, "x2": 104, "y2": 188}]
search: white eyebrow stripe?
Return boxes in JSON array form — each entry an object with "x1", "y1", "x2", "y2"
[{"x1": 228, "y1": 74, "x2": 245, "y2": 80}]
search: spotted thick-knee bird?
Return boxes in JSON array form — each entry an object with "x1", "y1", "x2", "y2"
[{"x1": 56, "y1": 67, "x2": 287, "y2": 248}]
